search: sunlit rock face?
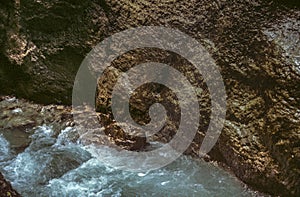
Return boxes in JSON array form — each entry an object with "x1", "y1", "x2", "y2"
[{"x1": 0, "y1": 0, "x2": 299, "y2": 196}]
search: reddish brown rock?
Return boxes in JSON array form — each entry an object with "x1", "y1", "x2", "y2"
[
  {"x1": 0, "y1": 0, "x2": 299, "y2": 196},
  {"x1": 0, "y1": 173, "x2": 21, "y2": 197}
]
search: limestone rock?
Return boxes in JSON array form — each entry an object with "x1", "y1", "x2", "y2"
[{"x1": 0, "y1": 1, "x2": 299, "y2": 196}]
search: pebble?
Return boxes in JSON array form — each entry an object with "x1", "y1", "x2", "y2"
[{"x1": 12, "y1": 108, "x2": 23, "y2": 114}]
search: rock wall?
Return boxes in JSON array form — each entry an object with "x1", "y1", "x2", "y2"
[
  {"x1": 0, "y1": 0, "x2": 299, "y2": 196},
  {"x1": 0, "y1": 0, "x2": 109, "y2": 104}
]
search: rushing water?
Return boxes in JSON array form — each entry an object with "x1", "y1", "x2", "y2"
[{"x1": 0, "y1": 125, "x2": 257, "y2": 197}]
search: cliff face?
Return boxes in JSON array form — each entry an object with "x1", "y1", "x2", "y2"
[
  {"x1": 0, "y1": 0, "x2": 109, "y2": 104},
  {"x1": 0, "y1": 0, "x2": 299, "y2": 196}
]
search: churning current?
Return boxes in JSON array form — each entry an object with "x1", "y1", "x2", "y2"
[{"x1": 0, "y1": 125, "x2": 258, "y2": 197}]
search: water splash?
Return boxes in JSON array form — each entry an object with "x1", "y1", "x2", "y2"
[{"x1": 0, "y1": 126, "x2": 256, "y2": 196}]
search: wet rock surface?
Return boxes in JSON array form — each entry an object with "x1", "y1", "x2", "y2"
[
  {"x1": 0, "y1": 0, "x2": 299, "y2": 196},
  {"x1": 0, "y1": 96, "x2": 72, "y2": 152},
  {"x1": 0, "y1": 172, "x2": 20, "y2": 197},
  {"x1": 0, "y1": 96, "x2": 148, "y2": 153},
  {"x1": 0, "y1": 96, "x2": 149, "y2": 195}
]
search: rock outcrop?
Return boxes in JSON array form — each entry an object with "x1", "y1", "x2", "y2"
[
  {"x1": 0, "y1": 0, "x2": 299, "y2": 196},
  {"x1": 0, "y1": 173, "x2": 20, "y2": 197},
  {"x1": 0, "y1": 96, "x2": 72, "y2": 152},
  {"x1": 0, "y1": 0, "x2": 109, "y2": 104}
]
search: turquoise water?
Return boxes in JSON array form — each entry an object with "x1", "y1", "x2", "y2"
[{"x1": 0, "y1": 126, "x2": 256, "y2": 197}]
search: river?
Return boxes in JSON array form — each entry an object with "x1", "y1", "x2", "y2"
[{"x1": 0, "y1": 124, "x2": 263, "y2": 197}]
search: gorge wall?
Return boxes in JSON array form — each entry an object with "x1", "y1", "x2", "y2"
[{"x1": 0, "y1": 0, "x2": 299, "y2": 196}]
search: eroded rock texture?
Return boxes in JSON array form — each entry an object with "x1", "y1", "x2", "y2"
[
  {"x1": 0, "y1": 0, "x2": 299, "y2": 196},
  {"x1": 0, "y1": 172, "x2": 20, "y2": 197},
  {"x1": 0, "y1": 0, "x2": 109, "y2": 104},
  {"x1": 0, "y1": 96, "x2": 73, "y2": 152}
]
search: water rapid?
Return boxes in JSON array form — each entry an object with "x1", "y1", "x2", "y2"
[{"x1": 0, "y1": 125, "x2": 257, "y2": 197}]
